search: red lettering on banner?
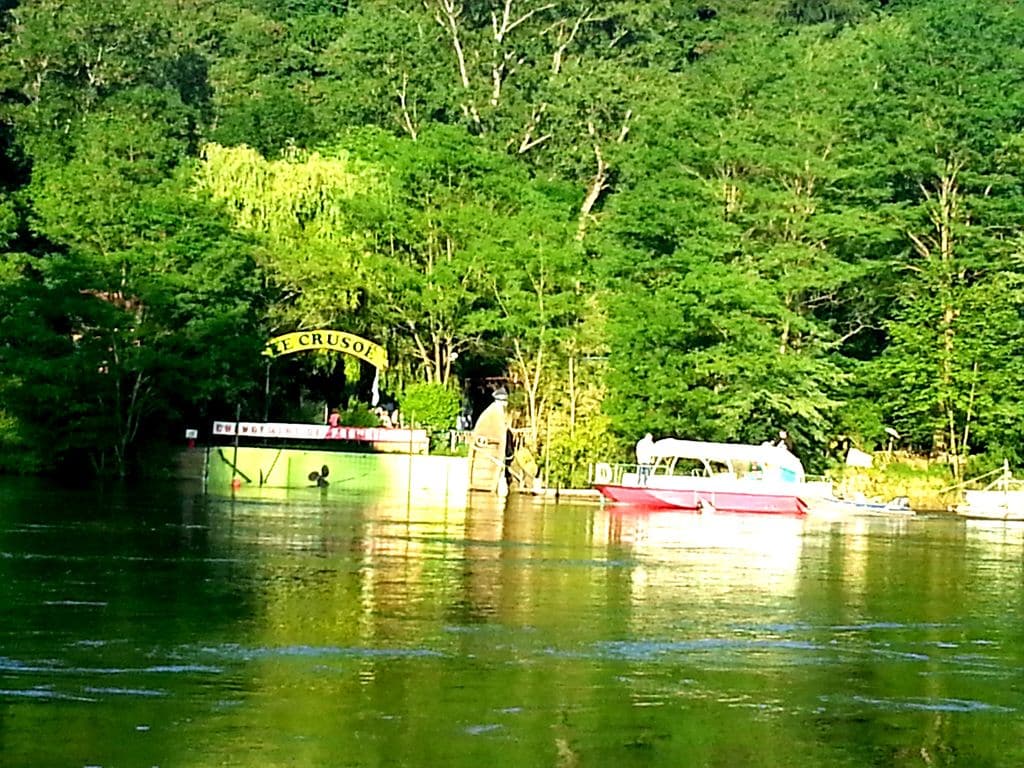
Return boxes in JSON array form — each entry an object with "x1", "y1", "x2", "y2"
[{"x1": 211, "y1": 421, "x2": 427, "y2": 445}]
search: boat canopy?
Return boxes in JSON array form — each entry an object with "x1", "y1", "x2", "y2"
[{"x1": 649, "y1": 438, "x2": 805, "y2": 481}]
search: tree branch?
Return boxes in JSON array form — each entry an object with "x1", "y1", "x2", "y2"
[
  {"x1": 547, "y1": 9, "x2": 594, "y2": 75},
  {"x1": 517, "y1": 103, "x2": 551, "y2": 153},
  {"x1": 397, "y1": 71, "x2": 418, "y2": 140},
  {"x1": 431, "y1": 0, "x2": 471, "y2": 89},
  {"x1": 576, "y1": 111, "x2": 631, "y2": 240}
]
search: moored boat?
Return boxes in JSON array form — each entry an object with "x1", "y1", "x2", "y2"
[
  {"x1": 956, "y1": 462, "x2": 1024, "y2": 521},
  {"x1": 591, "y1": 438, "x2": 826, "y2": 516},
  {"x1": 205, "y1": 420, "x2": 468, "y2": 501},
  {"x1": 806, "y1": 494, "x2": 915, "y2": 518}
]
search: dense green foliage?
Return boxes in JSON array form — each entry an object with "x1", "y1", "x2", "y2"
[
  {"x1": 401, "y1": 381, "x2": 462, "y2": 450},
  {"x1": 2, "y1": 0, "x2": 1024, "y2": 482}
]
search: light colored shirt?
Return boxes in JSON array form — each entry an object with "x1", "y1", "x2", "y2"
[{"x1": 635, "y1": 435, "x2": 655, "y2": 465}]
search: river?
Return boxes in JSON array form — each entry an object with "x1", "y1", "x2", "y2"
[{"x1": 1, "y1": 478, "x2": 1022, "y2": 767}]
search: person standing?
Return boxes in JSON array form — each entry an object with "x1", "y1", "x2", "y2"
[
  {"x1": 635, "y1": 432, "x2": 655, "y2": 486},
  {"x1": 775, "y1": 429, "x2": 794, "y2": 452}
]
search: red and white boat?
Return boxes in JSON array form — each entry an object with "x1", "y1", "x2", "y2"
[{"x1": 591, "y1": 438, "x2": 825, "y2": 516}]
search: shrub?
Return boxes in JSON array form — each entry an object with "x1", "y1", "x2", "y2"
[
  {"x1": 401, "y1": 383, "x2": 461, "y2": 449},
  {"x1": 0, "y1": 409, "x2": 44, "y2": 474}
]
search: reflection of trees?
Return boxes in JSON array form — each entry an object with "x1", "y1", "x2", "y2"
[
  {"x1": 6, "y1": 483, "x2": 1024, "y2": 765},
  {"x1": 793, "y1": 519, "x2": 1022, "y2": 766},
  {"x1": 0, "y1": 481, "x2": 262, "y2": 765},
  {"x1": 16, "y1": 486, "x2": 1017, "y2": 767}
]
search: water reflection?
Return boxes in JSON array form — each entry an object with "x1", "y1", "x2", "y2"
[
  {"x1": 2, "y1": 481, "x2": 1024, "y2": 767},
  {"x1": 963, "y1": 517, "x2": 1024, "y2": 551},
  {"x1": 598, "y1": 510, "x2": 805, "y2": 598}
]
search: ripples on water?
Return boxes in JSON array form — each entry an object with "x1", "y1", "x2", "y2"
[{"x1": 1, "y1": 479, "x2": 1024, "y2": 766}]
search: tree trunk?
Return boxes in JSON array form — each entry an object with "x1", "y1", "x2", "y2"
[
  {"x1": 908, "y1": 159, "x2": 964, "y2": 479},
  {"x1": 576, "y1": 113, "x2": 630, "y2": 240}
]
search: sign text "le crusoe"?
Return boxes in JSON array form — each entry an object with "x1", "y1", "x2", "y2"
[{"x1": 262, "y1": 330, "x2": 388, "y2": 369}]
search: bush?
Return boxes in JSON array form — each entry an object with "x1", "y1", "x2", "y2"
[
  {"x1": 0, "y1": 409, "x2": 44, "y2": 474},
  {"x1": 546, "y1": 411, "x2": 617, "y2": 489},
  {"x1": 401, "y1": 382, "x2": 461, "y2": 449}
]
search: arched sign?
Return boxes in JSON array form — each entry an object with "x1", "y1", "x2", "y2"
[{"x1": 262, "y1": 330, "x2": 388, "y2": 369}]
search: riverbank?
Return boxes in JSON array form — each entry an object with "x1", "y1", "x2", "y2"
[
  {"x1": 170, "y1": 447, "x2": 968, "y2": 512},
  {"x1": 828, "y1": 453, "x2": 960, "y2": 512}
]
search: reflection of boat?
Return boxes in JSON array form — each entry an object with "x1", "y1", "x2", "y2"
[
  {"x1": 807, "y1": 495, "x2": 915, "y2": 518},
  {"x1": 596, "y1": 509, "x2": 806, "y2": 598},
  {"x1": 591, "y1": 439, "x2": 828, "y2": 515},
  {"x1": 957, "y1": 462, "x2": 1024, "y2": 521}
]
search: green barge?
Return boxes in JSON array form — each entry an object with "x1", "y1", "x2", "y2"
[{"x1": 203, "y1": 420, "x2": 470, "y2": 504}]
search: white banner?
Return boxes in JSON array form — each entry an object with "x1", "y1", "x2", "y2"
[{"x1": 212, "y1": 421, "x2": 427, "y2": 444}]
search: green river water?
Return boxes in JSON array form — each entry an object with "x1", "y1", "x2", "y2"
[{"x1": 1, "y1": 478, "x2": 1022, "y2": 767}]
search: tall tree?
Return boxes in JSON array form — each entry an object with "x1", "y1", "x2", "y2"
[{"x1": 846, "y1": 1, "x2": 1024, "y2": 477}]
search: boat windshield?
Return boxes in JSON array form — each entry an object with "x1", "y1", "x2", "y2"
[
  {"x1": 649, "y1": 438, "x2": 805, "y2": 483},
  {"x1": 656, "y1": 457, "x2": 765, "y2": 479}
]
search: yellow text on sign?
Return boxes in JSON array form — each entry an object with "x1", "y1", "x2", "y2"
[{"x1": 262, "y1": 331, "x2": 388, "y2": 369}]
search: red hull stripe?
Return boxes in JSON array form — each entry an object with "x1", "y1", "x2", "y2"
[{"x1": 594, "y1": 484, "x2": 807, "y2": 516}]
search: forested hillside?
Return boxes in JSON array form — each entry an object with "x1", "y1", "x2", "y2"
[{"x1": 1, "y1": 0, "x2": 1023, "y2": 482}]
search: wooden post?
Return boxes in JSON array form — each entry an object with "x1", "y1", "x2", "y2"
[
  {"x1": 263, "y1": 362, "x2": 271, "y2": 422},
  {"x1": 406, "y1": 414, "x2": 415, "y2": 509},
  {"x1": 231, "y1": 403, "x2": 241, "y2": 490},
  {"x1": 543, "y1": 411, "x2": 551, "y2": 493}
]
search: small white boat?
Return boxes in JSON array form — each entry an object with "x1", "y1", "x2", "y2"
[
  {"x1": 807, "y1": 494, "x2": 915, "y2": 518},
  {"x1": 957, "y1": 462, "x2": 1024, "y2": 521}
]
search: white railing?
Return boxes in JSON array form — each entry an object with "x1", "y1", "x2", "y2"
[{"x1": 589, "y1": 462, "x2": 638, "y2": 484}]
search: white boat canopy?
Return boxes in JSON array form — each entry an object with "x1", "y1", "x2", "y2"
[{"x1": 649, "y1": 438, "x2": 805, "y2": 480}]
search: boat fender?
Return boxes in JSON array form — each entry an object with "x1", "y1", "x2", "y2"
[
  {"x1": 697, "y1": 498, "x2": 716, "y2": 514},
  {"x1": 594, "y1": 462, "x2": 613, "y2": 484}
]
